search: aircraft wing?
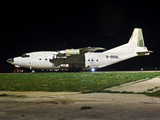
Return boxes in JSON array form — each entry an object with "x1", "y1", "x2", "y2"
[{"x1": 59, "y1": 47, "x2": 106, "y2": 56}]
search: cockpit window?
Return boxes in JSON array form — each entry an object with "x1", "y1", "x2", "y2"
[{"x1": 21, "y1": 54, "x2": 30, "y2": 58}]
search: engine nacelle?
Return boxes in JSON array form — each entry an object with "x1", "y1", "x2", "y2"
[
  {"x1": 65, "y1": 49, "x2": 80, "y2": 56},
  {"x1": 56, "y1": 49, "x2": 80, "y2": 58}
]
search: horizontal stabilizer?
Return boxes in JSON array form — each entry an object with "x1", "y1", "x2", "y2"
[{"x1": 137, "y1": 51, "x2": 153, "y2": 56}]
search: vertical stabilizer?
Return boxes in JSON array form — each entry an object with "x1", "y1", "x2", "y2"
[
  {"x1": 103, "y1": 28, "x2": 152, "y2": 55},
  {"x1": 128, "y1": 28, "x2": 145, "y2": 47}
]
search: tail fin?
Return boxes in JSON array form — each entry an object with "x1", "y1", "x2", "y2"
[
  {"x1": 104, "y1": 28, "x2": 153, "y2": 55},
  {"x1": 100, "y1": 28, "x2": 152, "y2": 68},
  {"x1": 128, "y1": 28, "x2": 145, "y2": 47},
  {"x1": 128, "y1": 28, "x2": 153, "y2": 55}
]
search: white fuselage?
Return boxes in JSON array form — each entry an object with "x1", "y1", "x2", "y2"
[{"x1": 7, "y1": 50, "x2": 138, "y2": 71}]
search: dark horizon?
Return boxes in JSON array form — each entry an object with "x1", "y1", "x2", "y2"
[{"x1": 1, "y1": 1, "x2": 160, "y2": 72}]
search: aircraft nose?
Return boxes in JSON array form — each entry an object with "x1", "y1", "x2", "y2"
[{"x1": 7, "y1": 58, "x2": 14, "y2": 63}]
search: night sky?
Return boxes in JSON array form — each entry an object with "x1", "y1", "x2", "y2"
[{"x1": 1, "y1": 1, "x2": 160, "y2": 72}]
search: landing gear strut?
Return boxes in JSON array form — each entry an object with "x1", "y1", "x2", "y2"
[{"x1": 30, "y1": 67, "x2": 35, "y2": 73}]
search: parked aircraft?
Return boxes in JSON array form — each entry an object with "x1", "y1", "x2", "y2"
[{"x1": 7, "y1": 28, "x2": 152, "y2": 72}]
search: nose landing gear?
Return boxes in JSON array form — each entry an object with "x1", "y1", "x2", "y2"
[{"x1": 30, "y1": 67, "x2": 35, "y2": 73}]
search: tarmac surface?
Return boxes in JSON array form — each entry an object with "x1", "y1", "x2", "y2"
[
  {"x1": 1, "y1": 75, "x2": 160, "y2": 120},
  {"x1": 105, "y1": 77, "x2": 160, "y2": 93}
]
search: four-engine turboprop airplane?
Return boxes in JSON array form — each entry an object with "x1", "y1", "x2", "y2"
[{"x1": 7, "y1": 28, "x2": 153, "y2": 72}]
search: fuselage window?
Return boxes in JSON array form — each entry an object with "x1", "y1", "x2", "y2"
[
  {"x1": 88, "y1": 59, "x2": 90, "y2": 61},
  {"x1": 39, "y1": 58, "x2": 41, "y2": 60},
  {"x1": 96, "y1": 59, "x2": 98, "y2": 61},
  {"x1": 106, "y1": 55, "x2": 108, "y2": 59},
  {"x1": 45, "y1": 58, "x2": 47, "y2": 60},
  {"x1": 91, "y1": 59, "x2": 94, "y2": 61}
]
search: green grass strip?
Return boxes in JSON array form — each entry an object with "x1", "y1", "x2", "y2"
[{"x1": 0, "y1": 72, "x2": 160, "y2": 93}]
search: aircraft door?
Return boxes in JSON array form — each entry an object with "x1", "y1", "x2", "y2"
[
  {"x1": 85, "y1": 53, "x2": 96, "y2": 68},
  {"x1": 28, "y1": 58, "x2": 31, "y2": 66}
]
